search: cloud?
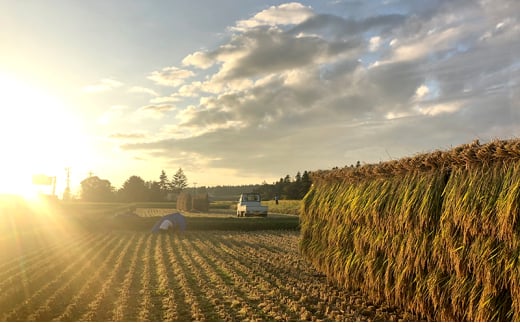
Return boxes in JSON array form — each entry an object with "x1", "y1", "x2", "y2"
[
  {"x1": 82, "y1": 78, "x2": 123, "y2": 93},
  {"x1": 150, "y1": 94, "x2": 184, "y2": 104},
  {"x1": 416, "y1": 101, "x2": 463, "y2": 116},
  {"x1": 369, "y1": 36, "x2": 381, "y2": 51},
  {"x1": 121, "y1": 1, "x2": 520, "y2": 179},
  {"x1": 389, "y1": 27, "x2": 462, "y2": 63},
  {"x1": 414, "y1": 84, "x2": 430, "y2": 100},
  {"x1": 289, "y1": 12, "x2": 406, "y2": 40},
  {"x1": 128, "y1": 86, "x2": 159, "y2": 96},
  {"x1": 147, "y1": 66, "x2": 195, "y2": 87},
  {"x1": 136, "y1": 104, "x2": 176, "y2": 119},
  {"x1": 109, "y1": 132, "x2": 147, "y2": 139},
  {"x1": 233, "y1": 2, "x2": 314, "y2": 31},
  {"x1": 182, "y1": 51, "x2": 215, "y2": 69},
  {"x1": 186, "y1": 27, "x2": 361, "y2": 87}
]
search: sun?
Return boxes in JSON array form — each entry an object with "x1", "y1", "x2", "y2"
[{"x1": 0, "y1": 72, "x2": 90, "y2": 199}]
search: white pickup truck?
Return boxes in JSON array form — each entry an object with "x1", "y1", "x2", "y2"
[{"x1": 236, "y1": 193, "x2": 268, "y2": 217}]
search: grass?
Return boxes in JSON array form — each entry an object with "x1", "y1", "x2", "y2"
[
  {"x1": 100, "y1": 214, "x2": 299, "y2": 232},
  {"x1": 205, "y1": 199, "x2": 302, "y2": 216},
  {"x1": 63, "y1": 199, "x2": 303, "y2": 216},
  {"x1": 58, "y1": 201, "x2": 299, "y2": 232},
  {"x1": 264, "y1": 200, "x2": 302, "y2": 215}
]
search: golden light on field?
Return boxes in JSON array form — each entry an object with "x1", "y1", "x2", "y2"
[{"x1": 0, "y1": 72, "x2": 91, "y2": 198}]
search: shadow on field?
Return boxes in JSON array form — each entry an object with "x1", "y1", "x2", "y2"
[
  {"x1": 56, "y1": 203, "x2": 299, "y2": 232},
  {"x1": 80, "y1": 214, "x2": 300, "y2": 232}
]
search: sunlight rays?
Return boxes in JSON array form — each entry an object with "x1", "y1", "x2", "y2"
[{"x1": 0, "y1": 72, "x2": 91, "y2": 198}]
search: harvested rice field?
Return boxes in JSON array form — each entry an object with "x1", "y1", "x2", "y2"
[{"x1": 0, "y1": 229, "x2": 419, "y2": 322}]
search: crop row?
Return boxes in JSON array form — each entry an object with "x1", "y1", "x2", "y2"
[{"x1": 1, "y1": 230, "x2": 417, "y2": 321}]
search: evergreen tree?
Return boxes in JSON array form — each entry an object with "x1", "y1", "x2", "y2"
[
  {"x1": 300, "y1": 171, "x2": 312, "y2": 199},
  {"x1": 295, "y1": 171, "x2": 302, "y2": 183},
  {"x1": 171, "y1": 168, "x2": 188, "y2": 192},
  {"x1": 158, "y1": 170, "x2": 170, "y2": 200},
  {"x1": 159, "y1": 170, "x2": 169, "y2": 192}
]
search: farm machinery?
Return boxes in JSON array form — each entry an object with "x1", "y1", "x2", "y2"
[{"x1": 236, "y1": 193, "x2": 268, "y2": 217}]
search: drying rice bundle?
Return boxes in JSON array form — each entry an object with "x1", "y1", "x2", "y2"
[
  {"x1": 441, "y1": 166, "x2": 505, "y2": 240},
  {"x1": 435, "y1": 160, "x2": 520, "y2": 321},
  {"x1": 380, "y1": 170, "x2": 445, "y2": 316},
  {"x1": 301, "y1": 138, "x2": 520, "y2": 321},
  {"x1": 495, "y1": 162, "x2": 520, "y2": 245},
  {"x1": 301, "y1": 169, "x2": 446, "y2": 318}
]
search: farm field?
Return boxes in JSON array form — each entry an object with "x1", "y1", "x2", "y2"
[
  {"x1": 0, "y1": 229, "x2": 419, "y2": 321},
  {"x1": 0, "y1": 198, "x2": 419, "y2": 322}
]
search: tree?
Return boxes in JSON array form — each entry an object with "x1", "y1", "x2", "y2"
[
  {"x1": 80, "y1": 176, "x2": 114, "y2": 202},
  {"x1": 171, "y1": 168, "x2": 188, "y2": 193},
  {"x1": 118, "y1": 175, "x2": 149, "y2": 202},
  {"x1": 147, "y1": 180, "x2": 163, "y2": 202},
  {"x1": 158, "y1": 170, "x2": 170, "y2": 200},
  {"x1": 159, "y1": 170, "x2": 169, "y2": 192},
  {"x1": 299, "y1": 171, "x2": 312, "y2": 199},
  {"x1": 295, "y1": 171, "x2": 302, "y2": 183}
]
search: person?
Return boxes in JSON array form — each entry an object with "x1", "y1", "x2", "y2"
[
  {"x1": 159, "y1": 218, "x2": 174, "y2": 233},
  {"x1": 275, "y1": 195, "x2": 279, "y2": 205},
  {"x1": 151, "y1": 212, "x2": 186, "y2": 235}
]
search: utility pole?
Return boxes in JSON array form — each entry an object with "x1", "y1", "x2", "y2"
[{"x1": 63, "y1": 167, "x2": 71, "y2": 200}]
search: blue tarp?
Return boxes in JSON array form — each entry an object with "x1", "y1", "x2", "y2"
[{"x1": 151, "y1": 212, "x2": 186, "y2": 233}]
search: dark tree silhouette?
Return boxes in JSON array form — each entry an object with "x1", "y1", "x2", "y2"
[
  {"x1": 159, "y1": 170, "x2": 169, "y2": 193},
  {"x1": 80, "y1": 176, "x2": 114, "y2": 202},
  {"x1": 118, "y1": 175, "x2": 149, "y2": 202}
]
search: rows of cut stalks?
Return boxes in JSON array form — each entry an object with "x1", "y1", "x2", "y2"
[
  {"x1": 1, "y1": 234, "x2": 117, "y2": 321},
  {"x1": 135, "y1": 208, "x2": 177, "y2": 217},
  {"x1": 300, "y1": 138, "x2": 520, "y2": 321},
  {"x1": 2, "y1": 230, "x2": 417, "y2": 321}
]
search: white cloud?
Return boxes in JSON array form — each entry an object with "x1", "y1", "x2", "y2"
[
  {"x1": 385, "y1": 111, "x2": 412, "y2": 120},
  {"x1": 416, "y1": 102, "x2": 463, "y2": 116},
  {"x1": 136, "y1": 104, "x2": 176, "y2": 119},
  {"x1": 121, "y1": 1, "x2": 520, "y2": 180},
  {"x1": 82, "y1": 78, "x2": 123, "y2": 93},
  {"x1": 178, "y1": 81, "x2": 203, "y2": 97},
  {"x1": 389, "y1": 27, "x2": 462, "y2": 63},
  {"x1": 233, "y1": 2, "x2": 314, "y2": 31},
  {"x1": 369, "y1": 36, "x2": 382, "y2": 52},
  {"x1": 182, "y1": 51, "x2": 215, "y2": 69},
  {"x1": 150, "y1": 94, "x2": 183, "y2": 104},
  {"x1": 128, "y1": 86, "x2": 159, "y2": 96},
  {"x1": 414, "y1": 84, "x2": 430, "y2": 100},
  {"x1": 147, "y1": 66, "x2": 195, "y2": 87}
]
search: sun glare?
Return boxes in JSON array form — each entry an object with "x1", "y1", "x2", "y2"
[{"x1": 0, "y1": 72, "x2": 89, "y2": 198}]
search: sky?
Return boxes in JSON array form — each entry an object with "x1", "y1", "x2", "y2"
[{"x1": 0, "y1": 0, "x2": 519, "y2": 197}]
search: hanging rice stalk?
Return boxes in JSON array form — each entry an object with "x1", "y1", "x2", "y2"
[{"x1": 301, "y1": 138, "x2": 520, "y2": 321}]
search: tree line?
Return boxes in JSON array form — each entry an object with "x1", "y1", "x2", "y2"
[{"x1": 79, "y1": 168, "x2": 312, "y2": 202}]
